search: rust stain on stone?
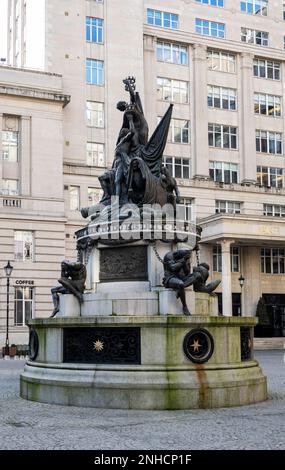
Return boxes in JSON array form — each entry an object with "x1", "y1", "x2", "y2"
[{"x1": 196, "y1": 364, "x2": 210, "y2": 408}]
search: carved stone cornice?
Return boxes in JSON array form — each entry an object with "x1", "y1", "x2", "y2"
[{"x1": 0, "y1": 84, "x2": 70, "y2": 107}]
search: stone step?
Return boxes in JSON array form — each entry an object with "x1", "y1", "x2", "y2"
[{"x1": 254, "y1": 337, "x2": 285, "y2": 350}]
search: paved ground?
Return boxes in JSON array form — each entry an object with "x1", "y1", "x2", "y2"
[{"x1": 0, "y1": 351, "x2": 284, "y2": 450}]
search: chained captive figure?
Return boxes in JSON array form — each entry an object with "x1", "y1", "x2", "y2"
[
  {"x1": 51, "y1": 261, "x2": 86, "y2": 318},
  {"x1": 162, "y1": 250, "x2": 203, "y2": 316}
]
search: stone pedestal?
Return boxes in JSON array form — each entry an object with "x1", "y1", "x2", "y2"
[
  {"x1": 21, "y1": 242, "x2": 267, "y2": 410},
  {"x1": 21, "y1": 316, "x2": 267, "y2": 410}
]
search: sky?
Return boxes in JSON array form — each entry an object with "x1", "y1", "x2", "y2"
[{"x1": 0, "y1": 0, "x2": 8, "y2": 60}]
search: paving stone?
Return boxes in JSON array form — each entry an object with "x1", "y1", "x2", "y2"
[{"x1": 0, "y1": 351, "x2": 284, "y2": 450}]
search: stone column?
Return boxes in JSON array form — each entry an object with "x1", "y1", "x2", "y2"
[
  {"x1": 192, "y1": 44, "x2": 209, "y2": 179},
  {"x1": 242, "y1": 246, "x2": 261, "y2": 317},
  {"x1": 240, "y1": 53, "x2": 256, "y2": 184},
  {"x1": 220, "y1": 240, "x2": 233, "y2": 316},
  {"x1": 20, "y1": 115, "x2": 31, "y2": 196}
]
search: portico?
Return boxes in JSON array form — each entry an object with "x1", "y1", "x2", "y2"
[{"x1": 200, "y1": 213, "x2": 285, "y2": 321}]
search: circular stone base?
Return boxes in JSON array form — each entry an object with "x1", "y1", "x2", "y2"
[
  {"x1": 21, "y1": 361, "x2": 266, "y2": 409},
  {"x1": 20, "y1": 315, "x2": 267, "y2": 409}
]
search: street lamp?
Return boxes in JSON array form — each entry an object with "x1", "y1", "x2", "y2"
[
  {"x1": 238, "y1": 275, "x2": 245, "y2": 289},
  {"x1": 238, "y1": 274, "x2": 245, "y2": 317},
  {"x1": 3, "y1": 261, "x2": 13, "y2": 357}
]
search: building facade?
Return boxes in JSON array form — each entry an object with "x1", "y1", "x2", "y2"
[{"x1": 1, "y1": 0, "x2": 285, "y2": 346}]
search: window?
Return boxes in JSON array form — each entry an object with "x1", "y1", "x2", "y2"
[
  {"x1": 163, "y1": 157, "x2": 190, "y2": 179},
  {"x1": 14, "y1": 231, "x2": 33, "y2": 262},
  {"x1": 88, "y1": 188, "x2": 102, "y2": 206},
  {"x1": 177, "y1": 198, "x2": 194, "y2": 222},
  {"x1": 156, "y1": 41, "x2": 188, "y2": 65},
  {"x1": 87, "y1": 143, "x2": 105, "y2": 167},
  {"x1": 209, "y1": 162, "x2": 239, "y2": 183},
  {"x1": 253, "y1": 58, "x2": 280, "y2": 80},
  {"x1": 257, "y1": 166, "x2": 284, "y2": 188},
  {"x1": 195, "y1": 0, "x2": 224, "y2": 6},
  {"x1": 157, "y1": 77, "x2": 188, "y2": 104},
  {"x1": 86, "y1": 101, "x2": 104, "y2": 127},
  {"x1": 2, "y1": 131, "x2": 18, "y2": 161},
  {"x1": 69, "y1": 186, "x2": 80, "y2": 211},
  {"x1": 14, "y1": 287, "x2": 34, "y2": 326},
  {"x1": 147, "y1": 9, "x2": 178, "y2": 29},
  {"x1": 86, "y1": 17, "x2": 103, "y2": 43},
  {"x1": 213, "y1": 246, "x2": 240, "y2": 272},
  {"x1": 215, "y1": 201, "x2": 241, "y2": 214},
  {"x1": 241, "y1": 28, "x2": 268, "y2": 46},
  {"x1": 256, "y1": 130, "x2": 282, "y2": 155},
  {"x1": 254, "y1": 94, "x2": 281, "y2": 117},
  {"x1": 261, "y1": 248, "x2": 285, "y2": 274},
  {"x1": 195, "y1": 19, "x2": 225, "y2": 38},
  {"x1": 208, "y1": 124, "x2": 238, "y2": 149},
  {"x1": 86, "y1": 59, "x2": 104, "y2": 85},
  {"x1": 168, "y1": 119, "x2": 190, "y2": 144},
  {"x1": 207, "y1": 50, "x2": 236, "y2": 73},
  {"x1": 213, "y1": 246, "x2": 222, "y2": 272},
  {"x1": 240, "y1": 0, "x2": 268, "y2": 16},
  {"x1": 2, "y1": 179, "x2": 19, "y2": 195},
  {"x1": 208, "y1": 86, "x2": 237, "y2": 110},
  {"x1": 263, "y1": 204, "x2": 285, "y2": 217}
]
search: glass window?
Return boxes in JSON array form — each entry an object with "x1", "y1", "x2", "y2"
[
  {"x1": 86, "y1": 59, "x2": 104, "y2": 85},
  {"x1": 168, "y1": 119, "x2": 190, "y2": 144},
  {"x1": 87, "y1": 143, "x2": 105, "y2": 167},
  {"x1": 213, "y1": 246, "x2": 240, "y2": 272},
  {"x1": 231, "y1": 247, "x2": 240, "y2": 272},
  {"x1": 263, "y1": 204, "x2": 285, "y2": 217},
  {"x1": 157, "y1": 77, "x2": 188, "y2": 104},
  {"x1": 86, "y1": 101, "x2": 104, "y2": 127},
  {"x1": 210, "y1": 162, "x2": 239, "y2": 183},
  {"x1": 86, "y1": 17, "x2": 103, "y2": 43},
  {"x1": 2, "y1": 131, "x2": 18, "y2": 161},
  {"x1": 213, "y1": 246, "x2": 222, "y2": 272},
  {"x1": 207, "y1": 50, "x2": 236, "y2": 73},
  {"x1": 240, "y1": 1, "x2": 268, "y2": 16},
  {"x1": 208, "y1": 86, "x2": 237, "y2": 110},
  {"x1": 69, "y1": 186, "x2": 80, "y2": 211},
  {"x1": 215, "y1": 201, "x2": 241, "y2": 214},
  {"x1": 257, "y1": 166, "x2": 284, "y2": 188},
  {"x1": 163, "y1": 157, "x2": 190, "y2": 179},
  {"x1": 241, "y1": 28, "x2": 268, "y2": 46},
  {"x1": 177, "y1": 198, "x2": 194, "y2": 222},
  {"x1": 196, "y1": 19, "x2": 225, "y2": 38},
  {"x1": 195, "y1": 0, "x2": 224, "y2": 6},
  {"x1": 88, "y1": 188, "x2": 102, "y2": 206},
  {"x1": 147, "y1": 9, "x2": 178, "y2": 29},
  {"x1": 261, "y1": 248, "x2": 285, "y2": 274},
  {"x1": 253, "y1": 58, "x2": 280, "y2": 80},
  {"x1": 2, "y1": 179, "x2": 19, "y2": 195},
  {"x1": 254, "y1": 94, "x2": 281, "y2": 117},
  {"x1": 14, "y1": 287, "x2": 34, "y2": 326},
  {"x1": 14, "y1": 231, "x2": 33, "y2": 262},
  {"x1": 156, "y1": 41, "x2": 188, "y2": 65},
  {"x1": 256, "y1": 130, "x2": 282, "y2": 155},
  {"x1": 208, "y1": 124, "x2": 238, "y2": 149}
]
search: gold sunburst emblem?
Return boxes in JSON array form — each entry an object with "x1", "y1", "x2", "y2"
[
  {"x1": 190, "y1": 339, "x2": 202, "y2": 352},
  {"x1": 93, "y1": 339, "x2": 104, "y2": 352}
]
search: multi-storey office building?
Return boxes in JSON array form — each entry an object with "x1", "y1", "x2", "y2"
[{"x1": 1, "y1": 0, "x2": 285, "y2": 346}]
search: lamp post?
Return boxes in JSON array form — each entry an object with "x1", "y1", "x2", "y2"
[
  {"x1": 4, "y1": 261, "x2": 13, "y2": 357},
  {"x1": 238, "y1": 274, "x2": 245, "y2": 316}
]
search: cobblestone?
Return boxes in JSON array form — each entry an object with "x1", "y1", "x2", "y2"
[{"x1": 0, "y1": 351, "x2": 284, "y2": 450}]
